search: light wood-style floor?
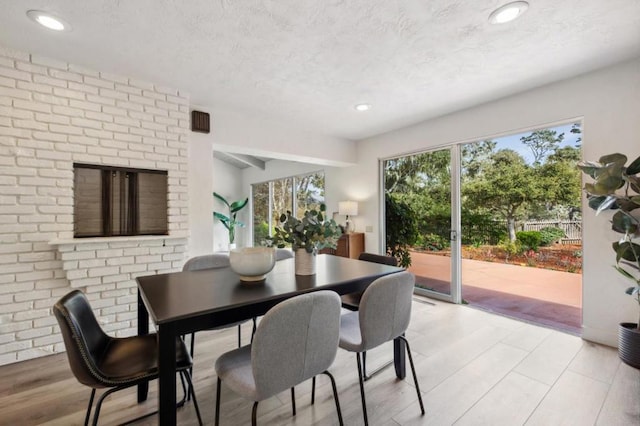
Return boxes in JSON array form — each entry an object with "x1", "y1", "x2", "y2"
[{"x1": 1, "y1": 297, "x2": 639, "y2": 425}]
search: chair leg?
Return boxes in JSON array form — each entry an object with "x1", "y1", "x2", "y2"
[
  {"x1": 362, "y1": 351, "x2": 367, "y2": 378},
  {"x1": 251, "y1": 317, "x2": 257, "y2": 343},
  {"x1": 291, "y1": 386, "x2": 296, "y2": 415},
  {"x1": 182, "y1": 370, "x2": 204, "y2": 426},
  {"x1": 356, "y1": 352, "x2": 369, "y2": 426},
  {"x1": 84, "y1": 388, "x2": 96, "y2": 426},
  {"x1": 251, "y1": 401, "x2": 259, "y2": 426},
  {"x1": 322, "y1": 371, "x2": 344, "y2": 426},
  {"x1": 215, "y1": 377, "x2": 222, "y2": 426},
  {"x1": 399, "y1": 336, "x2": 425, "y2": 415},
  {"x1": 85, "y1": 375, "x2": 196, "y2": 426},
  {"x1": 188, "y1": 332, "x2": 196, "y2": 401},
  {"x1": 91, "y1": 386, "x2": 120, "y2": 426},
  {"x1": 237, "y1": 323, "x2": 242, "y2": 347},
  {"x1": 311, "y1": 376, "x2": 316, "y2": 404},
  {"x1": 177, "y1": 371, "x2": 188, "y2": 407}
]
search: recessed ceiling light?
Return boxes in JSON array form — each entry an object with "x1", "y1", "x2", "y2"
[
  {"x1": 488, "y1": 1, "x2": 529, "y2": 24},
  {"x1": 354, "y1": 104, "x2": 372, "y2": 112},
  {"x1": 26, "y1": 10, "x2": 71, "y2": 31}
]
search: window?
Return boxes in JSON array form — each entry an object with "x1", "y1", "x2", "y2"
[
  {"x1": 73, "y1": 164, "x2": 168, "y2": 237},
  {"x1": 252, "y1": 171, "x2": 325, "y2": 245}
]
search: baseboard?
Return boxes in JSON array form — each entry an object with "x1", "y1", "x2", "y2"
[{"x1": 582, "y1": 325, "x2": 619, "y2": 348}]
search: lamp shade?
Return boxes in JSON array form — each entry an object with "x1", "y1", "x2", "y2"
[{"x1": 338, "y1": 201, "x2": 358, "y2": 216}]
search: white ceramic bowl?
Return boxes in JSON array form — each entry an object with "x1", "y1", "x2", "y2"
[{"x1": 229, "y1": 247, "x2": 276, "y2": 282}]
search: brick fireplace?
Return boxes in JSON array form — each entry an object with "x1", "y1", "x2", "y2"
[{"x1": 0, "y1": 45, "x2": 190, "y2": 365}]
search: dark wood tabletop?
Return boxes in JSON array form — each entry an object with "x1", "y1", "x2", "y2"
[{"x1": 137, "y1": 254, "x2": 402, "y2": 325}]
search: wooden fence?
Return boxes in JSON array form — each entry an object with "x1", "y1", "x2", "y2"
[{"x1": 520, "y1": 220, "x2": 582, "y2": 244}]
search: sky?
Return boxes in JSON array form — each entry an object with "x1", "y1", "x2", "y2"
[{"x1": 488, "y1": 122, "x2": 581, "y2": 164}]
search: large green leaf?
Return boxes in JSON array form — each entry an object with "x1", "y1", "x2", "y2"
[
  {"x1": 627, "y1": 176, "x2": 640, "y2": 194},
  {"x1": 616, "y1": 265, "x2": 637, "y2": 281},
  {"x1": 585, "y1": 181, "x2": 620, "y2": 196},
  {"x1": 213, "y1": 192, "x2": 230, "y2": 208},
  {"x1": 613, "y1": 241, "x2": 640, "y2": 263},
  {"x1": 213, "y1": 212, "x2": 231, "y2": 230},
  {"x1": 229, "y1": 198, "x2": 248, "y2": 213},
  {"x1": 577, "y1": 161, "x2": 603, "y2": 179},
  {"x1": 612, "y1": 211, "x2": 638, "y2": 233},
  {"x1": 599, "y1": 153, "x2": 627, "y2": 166},
  {"x1": 596, "y1": 196, "x2": 618, "y2": 215},
  {"x1": 593, "y1": 164, "x2": 625, "y2": 191},
  {"x1": 587, "y1": 195, "x2": 610, "y2": 211},
  {"x1": 618, "y1": 198, "x2": 640, "y2": 213},
  {"x1": 627, "y1": 155, "x2": 640, "y2": 175}
]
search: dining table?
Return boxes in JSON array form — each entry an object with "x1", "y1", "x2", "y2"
[{"x1": 136, "y1": 254, "x2": 405, "y2": 425}]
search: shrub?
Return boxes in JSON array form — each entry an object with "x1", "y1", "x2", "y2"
[
  {"x1": 417, "y1": 233, "x2": 449, "y2": 251},
  {"x1": 516, "y1": 231, "x2": 542, "y2": 251},
  {"x1": 539, "y1": 226, "x2": 565, "y2": 246},
  {"x1": 385, "y1": 195, "x2": 419, "y2": 267},
  {"x1": 462, "y1": 213, "x2": 508, "y2": 245},
  {"x1": 254, "y1": 221, "x2": 270, "y2": 245},
  {"x1": 498, "y1": 239, "x2": 522, "y2": 261}
]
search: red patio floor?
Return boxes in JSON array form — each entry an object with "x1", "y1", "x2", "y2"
[{"x1": 408, "y1": 251, "x2": 582, "y2": 334}]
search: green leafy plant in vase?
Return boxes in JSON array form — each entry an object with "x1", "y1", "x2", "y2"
[
  {"x1": 268, "y1": 204, "x2": 342, "y2": 275},
  {"x1": 213, "y1": 192, "x2": 248, "y2": 249},
  {"x1": 578, "y1": 153, "x2": 640, "y2": 368}
]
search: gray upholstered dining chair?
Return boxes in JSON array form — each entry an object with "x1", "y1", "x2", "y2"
[
  {"x1": 341, "y1": 252, "x2": 399, "y2": 380},
  {"x1": 214, "y1": 291, "x2": 344, "y2": 426},
  {"x1": 182, "y1": 254, "x2": 257, "y2": 401},
  {"x1": 275, "y1": 248, "x2": 294, "y2": 260},
  {"x1": 183, "y1": 254, "x2": 257, "y2": 350},
  {"x1": 334, "y1": 271, "x2": 424, "y2": 425},
  {"x1": 53, "y1": 290, "x2": 203, "y2": 426}
]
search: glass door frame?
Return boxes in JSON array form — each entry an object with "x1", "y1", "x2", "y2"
[{"x1": 379, "y1": 145, "x2": 462, "y2": 304}]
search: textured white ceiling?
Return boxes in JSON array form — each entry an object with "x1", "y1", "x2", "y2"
[{"x1": 1, "y1": 1, "x2": 639, "y2": 140}]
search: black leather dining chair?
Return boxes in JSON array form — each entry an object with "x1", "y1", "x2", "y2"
[
  {"x1": 53, "y1": 290, "x2": 203, "y2": 426},
  {"x1": 341, "y1": 252, "x2": 398, "y2": 310}
]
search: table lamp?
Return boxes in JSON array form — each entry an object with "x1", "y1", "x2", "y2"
[{"x1": 338, "y1": 201, "x2": 358, "y2": 234}]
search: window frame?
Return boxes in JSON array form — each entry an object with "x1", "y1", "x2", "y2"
[{"x1": 250, "y1": 170, "x2": 325, "y2": 245}]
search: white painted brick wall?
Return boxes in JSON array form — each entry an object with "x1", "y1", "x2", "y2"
[{"x1": 0, "y1": 45, "x2": 191, "y2": 366}]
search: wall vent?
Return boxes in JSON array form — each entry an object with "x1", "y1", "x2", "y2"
[{"x1": 191, "y1": 110, "x2": 210, "y2": 133}]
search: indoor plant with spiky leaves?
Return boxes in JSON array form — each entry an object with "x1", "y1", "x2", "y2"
[
  {"x1": 213, "y1": 192, "x2": 248, "y2": 247},
  {"x1": 578, "y1": 153, "x2": 640, "y2": 368}
]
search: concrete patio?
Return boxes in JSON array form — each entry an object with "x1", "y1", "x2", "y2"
[{"x1": 408, "y1": 251, "x2": 582, "y2": 334}]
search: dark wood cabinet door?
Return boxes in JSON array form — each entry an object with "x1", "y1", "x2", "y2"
[{"x1": 336, "y1": 233, "x2": 364, "y2": 259}]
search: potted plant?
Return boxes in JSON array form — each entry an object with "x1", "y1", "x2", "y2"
[
  {"x1": 213, "y1": 192, "x2": 248, "y2": 250},
  {"x1": 268, "y1": 204, "x2": 342, "y2": 275},
  {"x1": 578, "y1": 153, "x2": 640, "y2": 368}
]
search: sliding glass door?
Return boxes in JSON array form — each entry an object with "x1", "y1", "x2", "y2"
[{"x1": 383, "y1": 147, "x2": 461, "y2": 302}]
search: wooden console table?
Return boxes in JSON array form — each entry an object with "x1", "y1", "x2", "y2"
[{"x1": 335, "y1": 232, "x2": 365, "y2": 259}]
